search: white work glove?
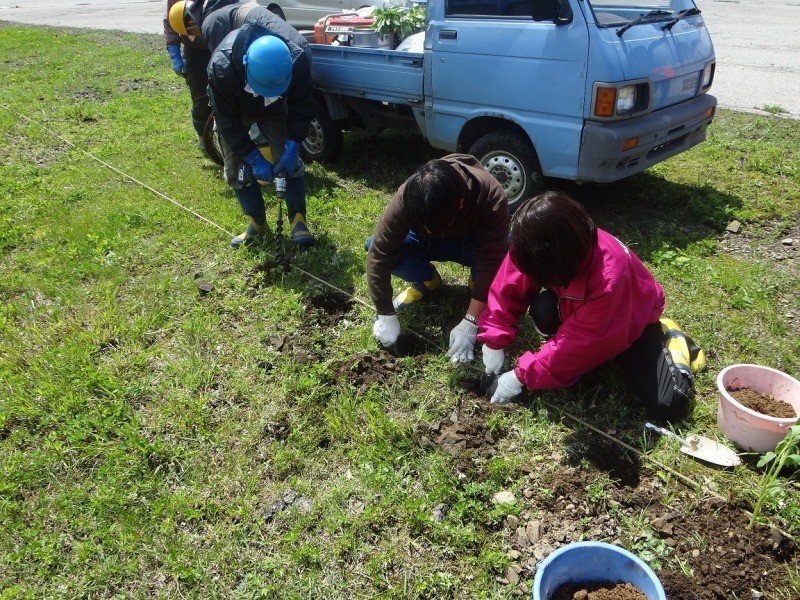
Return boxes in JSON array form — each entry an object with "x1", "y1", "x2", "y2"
[
  {"x1": 373, "y1": 314, "x2": 401, "y2": 347},
  {"x1": 482, "y1": 346, "x2": 505, "y2": 375},
  {"x1": 446, "y1": 318, "x2": 478, "y2": 363},
  {"x1": 491, "y1": 370, "x2": 523, "y2": 404}
]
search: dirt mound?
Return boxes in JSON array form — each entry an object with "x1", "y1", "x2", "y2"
[{"x1": 334, "y1": 351, "x2": 401, "y2": 393}]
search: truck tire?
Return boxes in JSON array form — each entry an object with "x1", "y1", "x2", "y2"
[
  {"x1": 468, "y1": 131, "x2": 543, "y2": 214},
  {"x1": 301, "y1": 105, "x2": 344, "y2": 163},
  {"x1": 202, "y1": 114, "x2": 224, "y2": 166}
]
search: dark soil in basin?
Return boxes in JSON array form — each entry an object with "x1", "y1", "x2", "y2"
[
  {"x1": 552, "y1": 581, "x2": 647, "y2": 600},
  {"x1": 728, "y1": 387, "x2": 797, "y2": 418}
]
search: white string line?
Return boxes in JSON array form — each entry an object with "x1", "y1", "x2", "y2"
[
  {"x1": 2, "y1": 104, "x2": 235, "y2": 238},
  {"x1": 0, "y1": 103, "x2": 436, "y2": 343}
]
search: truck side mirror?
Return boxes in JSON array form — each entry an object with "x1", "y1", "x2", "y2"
[{"x1": 532, "y1": 0, "x2": 573, "y2": 25}]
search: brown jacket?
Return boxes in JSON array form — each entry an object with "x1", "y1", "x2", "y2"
[{"x1": 367, "y1": 154, "x2": 509, "y2": 315}]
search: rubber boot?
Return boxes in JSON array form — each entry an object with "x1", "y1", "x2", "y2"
[
  {"x1": 192, "y1": 119, "x2": 207, "y2": 155},
  {"x1": 660, "y1": 318, "x2": 707, "y2": 376},
  {"x1": 285, "y1": 166, "x2": 314, "y2": 245},
  {"x1": 393, "y1": 267, "x2": 442, "y2": 310},
  {"x1": 230, "y1": 216, "x2": 268, "y2": 249},
  {"x1": 290, "y1": 214, "x2": 315, "y2": 246},
  {"x1": 231, "y1": 185, "x2": 267, "y2": 248}
]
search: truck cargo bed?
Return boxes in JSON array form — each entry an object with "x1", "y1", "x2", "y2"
[{"x1": 309, "y1": 44, "x2": 424, "y2": 106}]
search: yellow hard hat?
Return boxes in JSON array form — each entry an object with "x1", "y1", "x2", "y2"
[{"x1": 168, "y1": 1, "x2": 188, "y2": 36}]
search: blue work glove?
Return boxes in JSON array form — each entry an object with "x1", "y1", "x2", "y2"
[
  {"x1": 274, "y1": 140, "x2": 301, "y2": 177},
  {"x1": 167, "y1": 45, "x2": 185, "y2": 77},
  {"x1": 243, "y1": 148, "x2": 274, "y2": 183}
]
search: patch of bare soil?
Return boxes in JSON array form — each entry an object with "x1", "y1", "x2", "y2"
[
  {"x1": 334, "y1": 351, "x2": 402, "y2": 394},
  {"x1": 417, "y1": 389, "x2": 504, "y2": 476},
  {"x1": 305, "y1": 293, "x2": 355, "y2": 322},
  {"x1": 553, "y1": 582, "x2": 647, "y2": 600},
  {"x1": 379, "y1": 332, "x2": 431, "y2": 358},
  {"x1": 420, "y1": 383, "x2": 796, "y2": 597},
  {"x1": 728, "y1": 387, "x2": 797, "y2": 418}
]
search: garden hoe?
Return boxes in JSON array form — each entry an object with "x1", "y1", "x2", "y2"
[{"x1": 645, "y1": 422, "x2": 741, "y2": 467}]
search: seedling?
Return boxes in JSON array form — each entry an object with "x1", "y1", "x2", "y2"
[
  {"x1": 749, "y1": 425, "x2": 800, "y2": 529},
  {"x1": 371, "y1": 4, "x2": 427, "y2": 41}
]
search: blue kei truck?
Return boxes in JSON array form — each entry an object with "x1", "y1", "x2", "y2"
[{"x1": 301, "y1": 0, "x2": 717, "y2": 211}]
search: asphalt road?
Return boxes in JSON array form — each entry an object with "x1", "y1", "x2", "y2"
[{"x1": 1, "y1": 0, "x2": 798, "y2": 118}]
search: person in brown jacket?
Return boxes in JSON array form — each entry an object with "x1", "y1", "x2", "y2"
[{"x1": 367, "y1": 155, "x2": 509, "y2": 362}]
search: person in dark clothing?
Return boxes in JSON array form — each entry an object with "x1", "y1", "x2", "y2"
[
  {"x1": 367, "y1": 155, "x2": 510, "y2": 362},
  {"x1": 204, "y1": 5, "x2": 317, "y2": 247},
  {"x1": 165, "y1": 0, "x2": 212, "y2": 152}
]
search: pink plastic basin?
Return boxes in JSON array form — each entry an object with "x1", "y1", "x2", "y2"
[{"x1": 717, "y1": 364, "x2": 800, "y2": 452}]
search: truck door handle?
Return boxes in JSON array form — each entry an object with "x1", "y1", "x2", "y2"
[{"x1": 439, "y1": 30, "x2": 457, "y2": 40}]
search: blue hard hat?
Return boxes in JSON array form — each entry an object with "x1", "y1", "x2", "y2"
[{"x1": 243, "y1": 35, "x2": 292, "y2": 98}]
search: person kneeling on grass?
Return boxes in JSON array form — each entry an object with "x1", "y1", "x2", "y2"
[
  {"x1": 367, "y1": 155, "x2": 509, "y2": 361},
  {"x1": 478, "y1": 190, "x2": 705, "y2": 421}
]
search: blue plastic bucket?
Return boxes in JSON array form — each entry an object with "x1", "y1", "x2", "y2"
[{"x1": 532, "y1": 541, "x2": 666, "y2": 600}]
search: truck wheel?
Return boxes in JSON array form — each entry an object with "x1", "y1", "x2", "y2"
[
  {"x1": 202, "y1": 114, "x2": 224, "y2": 166},
  {"x1": 468, "y1": 131, "x2": 543, "y2": 214},
  {"x1": 301, "y1": 106, "x2": 343, "y2": 163}
]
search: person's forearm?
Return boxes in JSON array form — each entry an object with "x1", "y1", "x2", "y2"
[{"x1": 466, "y1": 299, "x2": 486, "y2": 319}]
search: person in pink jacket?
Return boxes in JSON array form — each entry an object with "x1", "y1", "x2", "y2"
[{"x1": 477, "y1": 191, "x2": 693, "y2": 421}]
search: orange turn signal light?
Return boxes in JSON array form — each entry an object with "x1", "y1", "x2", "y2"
[
  {"x1": 705, "y1": 107, "x2": 714, "y2": 119},
  {"x1": 595, "y1": 88, "x2": 616, "y2": 117},
  {"x1": 622, "y1": 137, "x2": 639, "y2": 151}
]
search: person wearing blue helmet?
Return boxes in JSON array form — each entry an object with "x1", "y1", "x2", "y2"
[{"x1": 206, "y1": 11, "x2": 316, "y2": 248}]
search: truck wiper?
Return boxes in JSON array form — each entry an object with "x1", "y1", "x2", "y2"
[
  {"x1": 662, "y1": 7, "x2": 702, "y2": 31},
  {"x1": 616, "y1": 9, "x2": 673, "y2": 37}
]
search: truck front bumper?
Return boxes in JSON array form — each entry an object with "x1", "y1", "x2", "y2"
[{"x1": 576, "y1": 94, "x2": 717, "y2": 183}]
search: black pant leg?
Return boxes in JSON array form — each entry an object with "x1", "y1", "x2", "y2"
[
  {"x1": 616, "y1": 322, "x2": 692, "y2": 421},
  {"x1": 183, "y1": 46, "x2": 212, "y2": 136},
  {"x1": 528, "y1": 288, "x2": 560, "y2": 337}
]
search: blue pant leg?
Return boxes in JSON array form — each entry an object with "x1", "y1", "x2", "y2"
[
  {"x1": 365, "y1": 230, "x2": 436, "y2": 282},
  {"x1": 365, "y1": 233, "x2": 477, "y2": 283},
  {"x1": 424, "y1": 235, "x2": 476, "y2": 268},
  {"x1": 284, "y1": 165, "x2": 306, "y2": 220}
]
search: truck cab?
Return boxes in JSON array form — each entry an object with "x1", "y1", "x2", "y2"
[{"x1": 307, "y1": 0, "x2": 716, "y2": 211}]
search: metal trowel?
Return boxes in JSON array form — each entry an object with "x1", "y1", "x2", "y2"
[{"x1": 645, "y1": 422, "x2": 741, "y2": 468}]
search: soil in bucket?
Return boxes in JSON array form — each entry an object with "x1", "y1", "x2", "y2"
[
  {"x1": 552, "y1": 581, "x2": 648, "y2": 600},
  {"x1": 727, "y1": 387, "x2": 798, "y2": 419}
]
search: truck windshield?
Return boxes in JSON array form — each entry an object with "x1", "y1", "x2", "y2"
[{"x1": 587, "y1": 0, "x2": 698, "y2": 27}]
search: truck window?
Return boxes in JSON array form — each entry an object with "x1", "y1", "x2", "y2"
[
  {"x1": 445, "y1": 0, "x2": 534, "y2": 18},
  {"x1": 587, "y1": 0, "x2": 698, "y2": 27}
]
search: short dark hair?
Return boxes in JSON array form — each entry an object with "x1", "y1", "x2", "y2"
[
  {"x1": 509, "y1": 191, "x2": 597, "y2": 287},
  {"x1": 403, "y1": 159, "x2": 467, "y2": 234}
]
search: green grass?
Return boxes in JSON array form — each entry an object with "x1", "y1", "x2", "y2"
[{"x1": 1, "y1": 24, "x2": 799, "y2": 598}]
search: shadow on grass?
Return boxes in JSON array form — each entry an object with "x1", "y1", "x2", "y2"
[
  {"x1": 314, "y1": 130, "x2": 444, "y2": 194},
  {"x1": 558, "y1": 173, "x2": 744, "y2": 261},
  {"x1": 320, "y1": 131, "x2": 744, "y2": 259}
]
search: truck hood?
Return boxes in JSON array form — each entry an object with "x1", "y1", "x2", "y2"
[{"x1": 592, "y1": 17, "x2": 714, "y2": 111}]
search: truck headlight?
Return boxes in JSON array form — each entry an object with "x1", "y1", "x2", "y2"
[
  {"x1": 616, "y1": 85, "x2": 637, "y2": 115},
  {"x1": 592, "y1": 80, "x2": 651, "y2": 119},
  {"x1": 700, "y1": 61, "x2": 715, "y2": 91}
]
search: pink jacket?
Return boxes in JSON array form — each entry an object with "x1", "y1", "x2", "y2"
[{"x1": 477, "y1": 229, "x2": 665, "y2": 390}]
